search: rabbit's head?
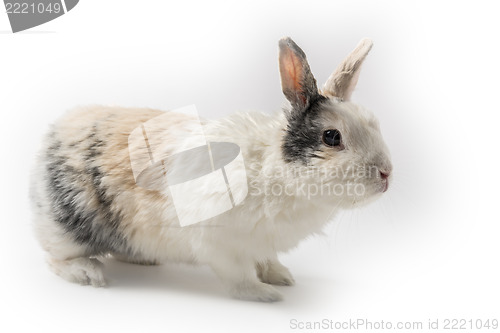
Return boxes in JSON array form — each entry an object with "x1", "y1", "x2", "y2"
[{"x1": 278, "y1": 37, "x2": 392, "y2": 207}]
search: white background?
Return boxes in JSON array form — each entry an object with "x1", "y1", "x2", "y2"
[{"x1": 1, "y1": 1, "x2": 499, "y2": 332}]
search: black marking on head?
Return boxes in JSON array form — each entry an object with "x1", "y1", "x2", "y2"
[
  {"x1": 45, "y1": 126, "x2": 129, "y2": 255},
  {"x1": 282, "y1": 95, "x2": 329, "y2": 165}
]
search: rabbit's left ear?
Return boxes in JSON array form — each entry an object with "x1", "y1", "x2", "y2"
[
  {"x1": 323, "y1": 38, "x2": 373, "y2": 101},
  {"x1": 279, "y1": 37, "x2": 319, "y2": 109}
]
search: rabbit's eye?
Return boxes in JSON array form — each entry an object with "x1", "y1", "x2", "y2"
[{"x1": 322, "y1": 129, "x2": 342, "y2": 147}]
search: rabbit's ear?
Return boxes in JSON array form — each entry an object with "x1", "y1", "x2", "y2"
[
  {"x1": 322, "y1": 38, "x2": 373, "y2": 101},
  {"x1": 279, "y1": 37, "x2": 319, "y2": 109}
]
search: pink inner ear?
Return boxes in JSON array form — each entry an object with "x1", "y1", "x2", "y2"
[
  {"x1": 281, "y1": 48, "x2": 305, "y2": 102},
  {"x1": 285, "y1": 51, "x2": 302, "y2": 91}
]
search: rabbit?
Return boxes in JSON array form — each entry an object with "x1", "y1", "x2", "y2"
[{"x1": 30, "y1": 37, "x2": 392, "y2": 302}]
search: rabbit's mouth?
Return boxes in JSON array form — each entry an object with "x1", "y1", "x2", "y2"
[
  {"x1": 381, "y1": 179, "x2": 389, "y2": 193},
  {"x1": 380, "y1": 171, "x2": 390, "y2": 193}
]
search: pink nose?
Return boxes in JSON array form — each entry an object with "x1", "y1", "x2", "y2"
[{"x1": 380, "y1": 171, "x2": 390, "y2": 180}]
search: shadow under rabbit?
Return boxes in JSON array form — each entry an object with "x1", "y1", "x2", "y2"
[{"x1": 100, "y1": 257, "x2": 336, "y2": 308}]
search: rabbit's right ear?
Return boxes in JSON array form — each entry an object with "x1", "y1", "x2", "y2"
[
  {"x1": 322, "y1": 38, "x2": 373, "y2": 101},
  {"x1": 279, "y1": 37, "x2": 319, "y2": 110}
]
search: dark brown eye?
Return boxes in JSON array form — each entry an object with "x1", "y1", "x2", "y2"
[{"x1": 322, "y1": 129, "x2": 342, "y2": 147}]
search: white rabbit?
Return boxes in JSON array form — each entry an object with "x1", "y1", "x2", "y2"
[{"x1": 30, "y1": 37, "x2": 392, "y2": 302}]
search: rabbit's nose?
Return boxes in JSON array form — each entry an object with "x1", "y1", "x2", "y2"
[{"x1": 380, "y1": 171, "x2": 390, "y2": 180}]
